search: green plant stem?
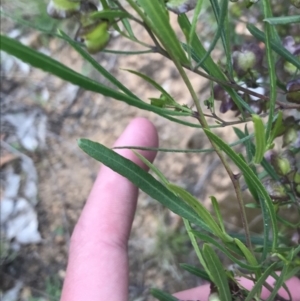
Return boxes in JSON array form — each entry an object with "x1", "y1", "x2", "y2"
[{"x1": 174, "y1": 61, "x2": 252, "y2": 251}]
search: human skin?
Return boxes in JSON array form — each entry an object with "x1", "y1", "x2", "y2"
[{"x1": 61, "y1": 117, "x2": 300, "y2": 301}]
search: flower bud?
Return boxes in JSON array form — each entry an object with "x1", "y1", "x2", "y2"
[
  {"x1": 47, "y1": 0, "x2": 81, "y2": 19},
  {"x1": 263, "y1": 179, "x2": 289, "y2": 201},
  {"x1": 286, "y1": 78, "x2": 300, "y2": 104},
  {"x1": 77, "y1": 20, "x2": 110, "y2": 54},
  {"x1": 232, "y1": 43, "x2": 263, "y2": 77}
]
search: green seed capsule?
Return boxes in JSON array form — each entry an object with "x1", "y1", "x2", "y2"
[
  {"x1": 271, "y1": 150, "x2": 296, "y2": 177},
  {"x1": 282, "y1": 127, "x2": 298, "y2": 147},
  {"x1": 286, "y1": 78, "x2": 300, "y2": 104},
  {"x1": 47, "y1": 0, "x2": 81, "y2": 19},
  {"x1": 78, "y1": 21, "x2": 110, "y2": 54},
  {"x1": 263, "y1": 179, "x2": 289, "y2": 201},
  {"x1": 294, "y1": 172, "x2": 300, "y2": 185}
]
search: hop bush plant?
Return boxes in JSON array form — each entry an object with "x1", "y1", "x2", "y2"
[{"x1": 1, "y1": 0, "x2": 300, "y2": 300}]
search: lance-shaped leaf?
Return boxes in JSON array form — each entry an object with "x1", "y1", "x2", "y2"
[
  {"x1": 0, "y1": 34, "x2": 202, "y2": 128},
  {"x1": 202, "y1": 244, "x2": 232, "y2": 301},
  {"x1": 264, "y1": 15, "x2": 300, "y2": 25},
  {"x1": 78, "y1": 138, "x2": 213, "y2": 232},
  {"x1": 247, "y1": 24, "x2": 300, "y2": 70},
  {"x1": 252, "y1": 114, "x2": 266, "y2": 164},
  {"x1": 136, "y1": 0, "x2": 189, "y2": 64},
  {"x1": 167, "y1": 184, "x2": 234, "y2": 243}
]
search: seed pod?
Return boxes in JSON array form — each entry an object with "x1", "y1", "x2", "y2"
[
  {"x1": 47, "y1": 0, "x2": 81, "y2": 19},
  {"x1": 291, "y1": 0, "x2": 300, "y2": 8},
  {"x1": 276, "y1": 37, "x2": 300, "y2": 81},
  {"x1": 77, "y1": 21, "x2": 110, "y2": 54},
  {"x1": 282, "y1": 127, "x2": 298, "y2": 147},
  {"x1": 286, "y1": 78, "x2": 300, "y2": 104},
  {"x1": 232, "y1": 43, "x2": 263, "y2": 77},
  {"x1": 294, "y1": 171, "x2": 300, "y2": 185},
  {"x1": 263, "y1": 179, "x2": 289, "y2": 201},
  {"x1": 271, "y1": 150, "x2": 296, "y2": 177}
]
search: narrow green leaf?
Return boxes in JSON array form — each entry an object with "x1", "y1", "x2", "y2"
[
  {"x1": 180, "y1": 263, "x2": 211, "y2": 282},
  {"x1": 247, "y1": 24, "x2": 300, "y2": 70},
  {"x1": 132, "y1": 151, "x2": 169, "y2": 186},
  {"x1": 270, "y1": 271, "x2": 293, "y2": 301},
  {"x1": 202, "y1": 244, "x2": 232, "y2": 301},
  {"x1": 234, "y1": 238, "x2": 259, "y2": 267},
  {"x1": 192, "y1": 231, "x2": 261, "y2": 271},
  {"x1": 167, "y1": 184, "x2": 233, "y2": 242},
  {"x1": 123, "y1": 69, "x2": 174, "y2": 103},
  {"x1": 261, "y1": 0, "x2": 277, "y2": 142},
  {"x1": 268, "y1": 111, "x2": 283, "y2": 146},
  {"x1": 183, "y1": 219, "x2": 212, "y2": 279},
  {"x1": 204, "y1": 129, "x2": 278, "y2": 250},
  {"x1": 264, "y1": 15, "x2": 300, "y2": 25},
  {"x1": 151, "y1": 289, "x2": 179, "y2": 301},
  {"x1": 258, "y1": 194, "x2": 270, "y2": 262},
  {"x1": 78, "y1": 139, "x2": 213, "y2": 232},
  {"x1": 238, "y1": 153, "x2": 259, "y2": 202},
  {"x1": 267, "y1": 267, "x2": 290, "y2": 301},
  {"x1": 188, "y1": 0, "x2": 204, "y2": 62},
  {"x1": 121, "y1": 18, "x2": 135, "y2": 38},
  {"x1": 234, "y1": 127, "x2": 279, "y2": 181},
  {"x1": 0, "y1": 34, "x2": 203, "y2": 128},
  {"x1": 58, "y1": 30, "x2": 139, "y2": 100},
  {"x1": 252, "y1": 114, "x2": 266, "y2": 164},
  {"x1": 136, "y1": 0, "x2": 188, "y2": 64},
  {"x1": 99, "y1": 0, "x2": 109, "y2": 9},
  {"x1": 195, "y1": 0, "x2": 228, "y2": 70},
  {"x1": 229, "y1": 233, "x2": 271, "y2": 248},
  {"x1": 244, "y1": 262, "x2": 279, "y2": 301},
  {"x1": 209, "y1": 0, "x2": 233, "y2": 77},
  {"x1": 178, "y1": 16, "x2": 252, "y2": 115},
  {"x1": 284, "y1": 266, "x2": 300, "y2": 281},
  {"x1": 234, "y1": 126, "x2": 253, "y2": 163},
  {"x1": 210, "y1": 196, "x2": 226, "y2": 233}
]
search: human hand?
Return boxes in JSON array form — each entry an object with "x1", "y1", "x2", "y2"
[{"x1": 61, "y1": 117, "x2": 300, "y2": 301}]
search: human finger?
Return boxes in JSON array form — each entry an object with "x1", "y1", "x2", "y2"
[{"x1": 61, "y1": 117, "x2": 158, "y2": 301}]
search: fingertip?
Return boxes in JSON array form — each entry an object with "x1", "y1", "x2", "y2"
[{"x1": 114, "y1": 117, "x2": 159, "y2": 169}]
